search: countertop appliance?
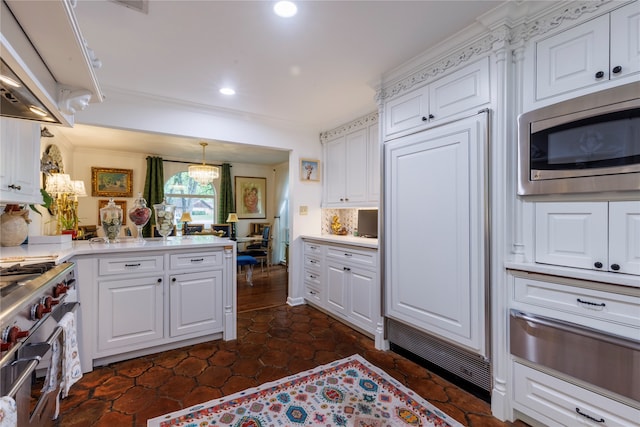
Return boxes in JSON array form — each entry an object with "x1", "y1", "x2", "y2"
[
  {"x1": 0, "y1": 261, "x2": 77, "y2": 426},
  {"x1": 517, "y1": 81, "x2": 640, "y2": 195},
  {"x1": 357, "y1": 209, "x2": 378, "y2": 238}
]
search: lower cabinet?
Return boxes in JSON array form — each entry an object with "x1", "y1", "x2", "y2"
[
  {"x1": 302, "y1": 239, "x2": 381, "y2": 342},
  {"x1": 169, "y1": 270, "x2": 223, "y2": 337}
]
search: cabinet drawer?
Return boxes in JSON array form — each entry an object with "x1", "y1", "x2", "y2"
[
  {"x1": 99, "y1": 256, "x2": 164, "y2": 276},
  {"x1": 304, "y1": 241, "x2": 323, "y2": 256},
  {"x1": 512, "y1": 276, "x2": 640, "y2": 340},
  {"x1": 170, "y1": 251, "x2": 223, "y2": 270},
  {"x1": 304, "y1": 255, "x2": 322, "y2": 271},
  {"x1": 304, "y1": 268, "x2": 321, "y2": 286},
  {"x1": 513, "y1": 362, "x2": 639, "y2": 427},
  {"x1": 326, "y1": 246, "x2": 376, "y2": 268},
  {"x1": 305, "y1": 283, "x2": 322, "y2": 305}
]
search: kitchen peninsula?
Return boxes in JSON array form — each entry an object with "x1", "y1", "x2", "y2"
[{"x1": 0, "y1": 236, "x2": 237, "y2": 373}]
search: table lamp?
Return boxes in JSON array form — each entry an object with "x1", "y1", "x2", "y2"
[
  {"x1": 226, "y1": 213, "x2": 238, "y2": 240},
  {"x1": 180, "y1": 212, "x2": 192, "y2": 235}
]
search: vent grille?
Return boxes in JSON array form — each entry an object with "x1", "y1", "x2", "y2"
[
  {"x1": 111, "y1": 0, "x2": 148, "y2": 14},
  {"x1": 387, "y1": 319, "x2": 492, "y2": 391}
]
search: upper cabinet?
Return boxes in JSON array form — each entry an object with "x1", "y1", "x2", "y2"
[
  {"x1": 321, "y1": 112, "x2": 379, "y2": 208},
  {"x1": 528, "y1": 1, "x2": 639, "y2": 108},
  {"x1": 383, "y1": 58, "x2": 490, "y2": 141},
  {"x1": 0, "y1": 118, "x2": 41, "y2": 204}
]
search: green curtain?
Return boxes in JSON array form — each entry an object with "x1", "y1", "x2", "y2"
[
  {"x1": 143, "y1": 156, "x2": 164, "y2": 237},
  {"x1": 218, "y1": 163, "x2": 233, "y2": 223}
]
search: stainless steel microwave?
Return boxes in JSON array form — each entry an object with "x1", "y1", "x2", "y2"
[{"x1": 517, "y1": 81, "x2": 640, "y2": 195}]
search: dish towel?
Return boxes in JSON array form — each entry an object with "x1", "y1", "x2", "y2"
[
  {"x1": 0, "y1": 396, "x2": 17, "y2": 427},
  {"x1": 41, "y1": 311, "x2": 83, "y2": 418}
]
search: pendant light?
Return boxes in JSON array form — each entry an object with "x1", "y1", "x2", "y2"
[{"x1": 188, "y1": 142, "x2": 219, "y2": 185}]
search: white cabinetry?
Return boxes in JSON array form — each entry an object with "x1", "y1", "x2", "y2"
[
  {"x1": 533, "y1": 2, "x2": 639, "y2": 102},
  {"x1": 77, "y1": 246, "x2": 231, "y2": 371},
  {"x1": 0, "y1": 118, "x2": 41, "y2": 203},
  {"x1": 383, "y1": 57, "x2": 490, "y2": 140},
  {"x1": 301, "y1": 239, "x2": 381, "y2": 343},
  {"x1": 321, "y1": 112, "x2": 379, "y2": 207},
  {"x1": 384, "y1": 113, "x2": 488, "y2": 355},
  {"x1": 535, "y1": 201, "x2": 640, "y2": 275}
]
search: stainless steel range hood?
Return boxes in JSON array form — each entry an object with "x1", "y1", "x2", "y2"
[{"x1": 0, "y1": 0, "x2": 103, "y2": 126}]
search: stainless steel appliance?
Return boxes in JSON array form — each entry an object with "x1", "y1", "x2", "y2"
[
  {"x1": 517, "y1": 81, "x2": 640, "y2": 195},
  {"x1": 0, "y1": 261, "x2": 77, "y2": 426}
]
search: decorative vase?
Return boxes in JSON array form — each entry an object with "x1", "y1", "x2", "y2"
[
  {"x1": 153, "y1": 199, "x2": 176, "y2": 240},
  {"x1": 100, "y1": 198, "x2": 123, "y2": 243},
  {"x1": 128, "y1": 193, "x2": 152, "y2": 242},
  {"x1": 0, "y1": 205, "x2": 30, "y2": 247}
]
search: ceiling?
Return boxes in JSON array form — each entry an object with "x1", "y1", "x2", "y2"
[{"x1": 51, "y1": 0, "x2": 504, "y2": 164}]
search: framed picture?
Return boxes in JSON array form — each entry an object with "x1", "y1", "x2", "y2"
[
  {"x1": 91, "y1": 167, "x2": 133, "y2": 197},
  {"x1": 98, "y1": 199, "x2": 127, "y2": 225},
  {"x1": 235, "y1": 176, "x2": 266, "y2": 219},
  {"x1": 300, "y1": 158, "x2": 320, "y2": 182}
]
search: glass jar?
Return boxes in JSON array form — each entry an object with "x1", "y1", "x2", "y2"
[
  {"x1": 128, "y1": 193, "x2": 152, "y2": 241},
  {"x1": 153, "y1": 199, "x2": 176, "y2": 240},
  {"x1": 100, "y1": 198, "x2": 123, "y2": 243}
]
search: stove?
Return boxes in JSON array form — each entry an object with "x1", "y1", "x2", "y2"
[{"x1": 0, "y1": 261, "x2": 77, "y2": 426}]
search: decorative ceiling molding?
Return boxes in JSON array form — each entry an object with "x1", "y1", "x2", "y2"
[
  {"x1": 319, "y1": 111, "x2": 378, "y2": 143},
  {"x1": 510, "y1": 0, "x2": 610, "y2": 45}
]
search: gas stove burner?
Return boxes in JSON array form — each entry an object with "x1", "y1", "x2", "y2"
[{"x1": 0, "y1": 261, "x2": 56, "y2": 276}]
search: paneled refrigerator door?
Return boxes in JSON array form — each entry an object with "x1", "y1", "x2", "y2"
[{"x1": 384, "y1": 112, "x2": 488, "y2": 356}]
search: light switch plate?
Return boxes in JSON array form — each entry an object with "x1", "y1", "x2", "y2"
[{"x1": 299, "y1": 205, "x2": 308, "y2": 215}]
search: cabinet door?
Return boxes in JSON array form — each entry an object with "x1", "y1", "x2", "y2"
[
  {"x1": 324, "y1": 137, "x2": 346, "y2": 204},
  {"x1": 384, "y1": 114, "x2": 486, "y2": 354},
  {"x1": 610, "y1": 2, "x2": 640, "y2": 81},
  {"x1": 344, "y1": 128, "x2": 368, "y2": 203},
  {"x1": 170, "y1": 270, "x2": 223, "y2": 337},
  {"x1": 535, "y1": 202, "x2": 608, "y2": 271},
  {"x1": 326, "y1": 261, "x2": 348, "y2": 315},
  {"x1": 384, "y1": 86, "x2": 429, "y2": 138},
  {"x1": 0, "y1": 118, "x2": 40, "y2": 203},
  {"x1": 97, "y1": 275, "x2": 163, "y2": 352},
  {"x1": 348, "y1": 265, "x2": 378, "y2": 331},
  {"x1": 535, "y1": 14, "x2": 609, "y2": 100},
  {"x1": 609, "y1": 201, "x2": 640, "y2": 275},
  {"x1": 429, "y1": 58, "x2": 490, "y2": 122}
]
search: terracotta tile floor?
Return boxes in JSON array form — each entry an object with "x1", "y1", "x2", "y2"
[{"x1": 55, "y1": 304, "x2": 529, "y2": 427}]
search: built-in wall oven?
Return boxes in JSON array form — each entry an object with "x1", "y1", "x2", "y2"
[
  {"x1": 0, "y1": 261, "x2": 78, "y2": 427},
  {"x1": 517, "y1": 81, "x2": 640, "y2": 195}
]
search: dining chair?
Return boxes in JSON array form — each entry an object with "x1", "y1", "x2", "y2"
[{"x1": 238, "y1": 224, "x2": 272, "y2": 274}]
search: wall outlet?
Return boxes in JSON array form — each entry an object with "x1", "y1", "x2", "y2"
[{"x1": 299, "y1": 205, "x2": 308, "y2": 215}]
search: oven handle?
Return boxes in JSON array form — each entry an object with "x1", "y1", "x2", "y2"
[
  {"x1": 5, "y1": 356, "x2": 42, "y2": 399},
  {"x1": 510, "y1": 310, "x2": 640, "y2": 350}
]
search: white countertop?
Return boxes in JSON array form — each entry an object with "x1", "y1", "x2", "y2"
[
  {"x1": 300, "y1": 234, "x2": 378, "y2": 249},
  {"x1": 0, "y1": 235, "x2": 234, "y2": 266}
]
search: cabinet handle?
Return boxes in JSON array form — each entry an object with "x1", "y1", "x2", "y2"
[
  {"x1": 612, "y1": 65, "x2": 622, "y2": 74},
  {"x1": 343, "y1": 267, "x2": 351, "y2": 271},
  {"x1": 344, "y1": 198, "x2": 349, "y2": 201},
  {"x1": 593, "y1": 262, "x2": 603, "y2": 269},
  {"x1": 577, "y1": 298, "x2": 605, "y2": 308},
  {"x1": 429, "y1": 114, "x2": 434, "y2": 119},
  {"x1": 310, "y1": 260, "x2": 317, "y2": 264},
  {"x1": 7, "y1": 184, "x2": 21, "y2": 190},
  {"x1": 125, "y1": 263, "x2": 141, "y2": 268},
  {"x1": 340, "y1": 198, "x2": 344, "y2": 202},
  {"x1": 575, "y1": 408, "x2": 604, "y2": 423},
  {"x1": 610, "y1": 263, "x2": 620, "y2": 271},
  {"x1": 309, "y1": 274, "x2": 316, "y2": 279},
  {"x1": 594, "y1": 70, "x2": 605, "y2": 79},
  {"x1": 157, "y1": 278, "x2": 162, "y2": 283},
  {"x1": 190, "y1": 258, "x2": 204, "y2": 263},
  {"x1": 344, "y1": 253, "x2": 352, "y2": 257},
  {"x1": 171, "y1": 277, "x2": 176, "y2": 282}
]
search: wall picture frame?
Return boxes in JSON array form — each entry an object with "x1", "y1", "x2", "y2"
[
  {"x1": 235, "y1": 176, "x2": 266, "y2": 219},
  {"x1": 92, "y1": 167, "x2": 133, "y2": 197},
  {"x1": 300, "y1": 158, "x2": 320, "y2": 182},
  {"x1": 98, "y1": 199, "x2": 127, "y2": 225}
]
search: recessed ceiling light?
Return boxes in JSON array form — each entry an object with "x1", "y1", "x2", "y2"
[
  {"x1": 220, "y1": 87, "x2": 236, "y2": 95},
  {"x1": 274, "y1": 1, "x2": 297, "y2": 18}
]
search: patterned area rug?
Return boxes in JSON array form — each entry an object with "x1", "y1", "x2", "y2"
[{"x1": 147, "y1": 354, "x2": 463, "y2": 427}]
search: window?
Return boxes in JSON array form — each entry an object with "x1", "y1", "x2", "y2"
[{"x1": 164, "y1": 172, "x2": 217, "y2": 227}]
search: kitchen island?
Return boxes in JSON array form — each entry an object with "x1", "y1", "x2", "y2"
[{"x1": 1, "y1": 236, "x2": 237, "y2": 373}]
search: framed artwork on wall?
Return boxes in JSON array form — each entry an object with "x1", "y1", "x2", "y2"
[
  {"x1": 300, "y1": 158, "x2": 320, "y2": 181},
  {"x1": 97, "y1": 199, "x2": 127, "y2": 225},
  {"x1": 91, "y1": 167, "x2": 133, "y2": 197},
  {"x1": 235, "y1": 176, "x2": 266, "y2": 219}
]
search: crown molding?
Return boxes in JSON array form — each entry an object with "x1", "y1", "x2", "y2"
[{"x1": 319, "y1": 111, "x2": 378, "y2": 143}]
